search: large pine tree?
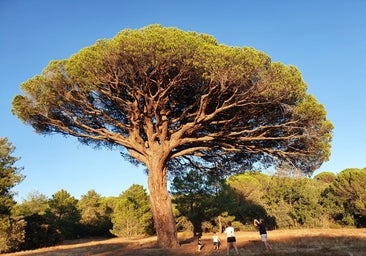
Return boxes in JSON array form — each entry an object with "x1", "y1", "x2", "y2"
[{"x1": 12, "y1": 25, "x2": 333, "y2": 247}]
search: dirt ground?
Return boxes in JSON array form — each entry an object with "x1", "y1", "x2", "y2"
[{"x1": 3, "y1": 228, "x2": 366, "y2": 256}]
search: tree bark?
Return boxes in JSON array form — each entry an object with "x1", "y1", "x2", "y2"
[{"x1": 147, "y1": 158, "x2": 180, "y2": 248}]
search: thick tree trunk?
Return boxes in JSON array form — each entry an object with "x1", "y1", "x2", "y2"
[
  {"x1": 147, "y1": 159, "x2": 180, "y2": 248},
  {"x1": 192, "y1": 221, "x2": 202, "y2": 237}
]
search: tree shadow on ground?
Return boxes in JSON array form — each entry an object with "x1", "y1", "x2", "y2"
[
  {"x1": 4, "y1": 229, "x2": 366, "y2": 256},
  {"x1": 242, "y1": 230, "x2": 366, "y2": 256}
]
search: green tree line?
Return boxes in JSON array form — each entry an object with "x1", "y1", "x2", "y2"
[
  {"x1": 1, "y1": 184, "x2": 153, "y2": 253},
  {"x1": 170, "y1": 169, "x2": 366, "y2": 236},
  {"x1": 1, "y1": 137, "x2": 366, "y2": 253}
]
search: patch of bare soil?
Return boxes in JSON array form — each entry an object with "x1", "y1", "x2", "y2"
[{"x1": 3, "y1": 228, "x2": 366, "y2": 256}]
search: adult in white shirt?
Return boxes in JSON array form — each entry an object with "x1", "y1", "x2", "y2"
[{"x1": 224, "y1": 221, "x2": 239, "y2": 255}]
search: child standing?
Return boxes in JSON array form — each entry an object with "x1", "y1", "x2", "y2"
[
  {"x1": 212, "y1": 232, "x2": 220, "y2": 250},
  {"x1": 197, "y1": 235, "x2": 203, "y2": 252}
]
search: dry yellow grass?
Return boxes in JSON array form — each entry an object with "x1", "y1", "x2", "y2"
[{"x1": 3, "y1": 228, "x2": 366, "y2": 256}]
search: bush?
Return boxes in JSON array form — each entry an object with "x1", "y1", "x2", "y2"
[
  {"x1": 232, "y1": 221, "x2": 246, "y2": 231},
  {"x1": 0, "y1": 217, "x2": 25, "y2": 253},
  {"x1": 20, "y1": 214, "x2": 62, "y2": 250}
]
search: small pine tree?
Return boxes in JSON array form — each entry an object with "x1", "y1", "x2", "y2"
[
  {"x1": 110, "y1": 184, "x2": 153, "y2": 238},
  {"x1": 0, "y1": 138, "x2": 24, "y2": 253}
]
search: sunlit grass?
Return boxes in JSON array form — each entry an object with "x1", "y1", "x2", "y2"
[
  {"x1": 198, "y1": 229, "x2": 366, "y2": 256},
  {"x1": 3, "y1": 228, "x2": 366, "y2": 256}
]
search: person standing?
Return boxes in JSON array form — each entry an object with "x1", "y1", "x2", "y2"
[
  {"x1": 197, "y1": 234, "x2": 203, "y2": 252},
  {"x1": 212, "y1": 231, "x2": 221, "y2": 250},
  {"x1": 224, "y1": 221, "x2": 239, "y2": 255},
  {"x1": 254, "y1": 218, "x2": 272, "y2": 251}
]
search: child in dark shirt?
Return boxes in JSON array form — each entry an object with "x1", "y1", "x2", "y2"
[{"x1": 197, "y1": 235, "x2": 203, "y2": 251}]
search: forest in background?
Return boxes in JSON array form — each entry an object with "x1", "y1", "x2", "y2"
[{"x1": 1, "y1": 136, "x2": 366, "y2": 254}]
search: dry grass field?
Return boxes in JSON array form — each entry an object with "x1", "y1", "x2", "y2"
[{"x1": 3, "y1": 228, "x2": 366, "y2": 256}]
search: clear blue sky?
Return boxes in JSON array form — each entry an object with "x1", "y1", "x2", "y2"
[{"x1": 1, "y1": 0, "x2": 365, "y2": 202}]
